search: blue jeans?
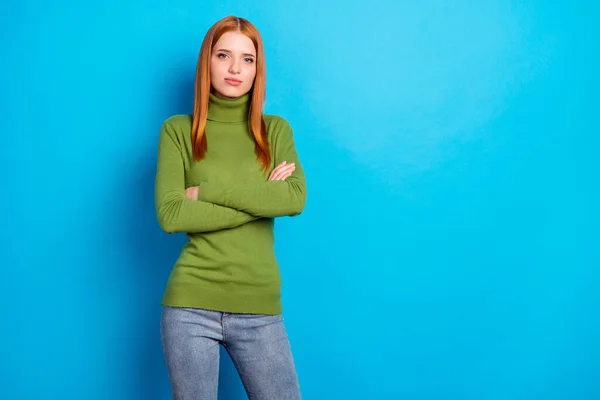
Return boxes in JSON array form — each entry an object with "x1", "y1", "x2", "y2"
[{"x1": 160, "y1": 306, "x2": 302, "y2": 400}]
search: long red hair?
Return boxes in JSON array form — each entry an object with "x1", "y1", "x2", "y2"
[{"x1": 192, "y1": 16, "x2": 270, "y2": 171}]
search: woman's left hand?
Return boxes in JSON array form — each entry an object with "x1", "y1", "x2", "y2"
[{"x1": 185, "y1": 186, "x2": 199, "y2": 200}]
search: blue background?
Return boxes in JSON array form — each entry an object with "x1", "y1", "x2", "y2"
[{"x1": 1, "y1": 1, "x2": 598, "y2": 399}]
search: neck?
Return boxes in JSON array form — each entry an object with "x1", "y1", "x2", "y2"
[{"x1": 207, "y1": 92, "x2": 251, "y2": 123}]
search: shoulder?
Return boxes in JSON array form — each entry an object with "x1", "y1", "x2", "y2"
[
  {"x1": 263, "y1": 114, "x2": 292, "y2": 129},
  {"x1": 263, "y1": 114, "x2": 294, "y2": 141},
  {"x1": 158, "y1": 114, "x2": 192, "y2": 147},
  {"x1": 162, "y1": 114, "x2": 192, "y2": 132}
]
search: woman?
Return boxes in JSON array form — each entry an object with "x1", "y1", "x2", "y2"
[{"x1": 154, "y1": 15, "x2": 306, "y2": 400}]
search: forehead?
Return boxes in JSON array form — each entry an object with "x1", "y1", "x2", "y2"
[{"x1": 213, "y1": 31, "x2": 256, "y2": 55}]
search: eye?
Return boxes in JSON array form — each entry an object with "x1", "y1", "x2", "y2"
[
  {"x1": 217, "y1": 53, "x2": 228, "y2": 59},
  {"x1": 244, "y1": 57, "x2": 255, "y2": 63}
]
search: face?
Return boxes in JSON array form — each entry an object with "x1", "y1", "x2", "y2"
[{"x1": 210, "y1": 31, "x2": 257, "y2": 99}]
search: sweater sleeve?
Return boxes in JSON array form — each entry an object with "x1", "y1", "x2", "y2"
[
  {"x1": 197, "y1": 118, "x2": 307, "y2": 218},
  {"x1": 155, "y1": 121, "x2": 259, "y2": 233}
]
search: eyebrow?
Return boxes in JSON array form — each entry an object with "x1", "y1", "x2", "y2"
[{"x1": 215, "y1": 49, "x2": 256, "y2": 57}]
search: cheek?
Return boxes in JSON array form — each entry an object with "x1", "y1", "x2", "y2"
[
  {"x1": 209, "y1": 62, "x2": 217, "y2": 77},
  {"x1": 245, "y1": 66, "x2": 257, "y2": 82},
  {"x1": 210, "y1": 60, "x2": 225, "y2": 79}
]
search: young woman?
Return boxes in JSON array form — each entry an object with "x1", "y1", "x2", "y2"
[{"x1": 154, "y1": 15, "x2": 306, "y2": 400}]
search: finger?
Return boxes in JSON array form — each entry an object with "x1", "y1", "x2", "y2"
[
  {"x1": 268, "y1": 162, "x2": 287, "y2": 180},
  {"x1": 269, "y1": 165, "x2": 286, "y2": 180},
  {"x1": 272, "y1": 166, "x2": 295, "y2": 181},
  {"x1": 273, "y1": 161, "x2": 287, "y2": 173},
  {"x1": 272, "y1": 165, "x2": 294, "y2": 180},
  {"x1": 280, "y1": 165, "x2": 296, "y2": 178}
]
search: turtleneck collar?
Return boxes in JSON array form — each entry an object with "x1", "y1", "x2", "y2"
[{"x1": 207, "y1": 92, "x2": 251, "y2": 123}]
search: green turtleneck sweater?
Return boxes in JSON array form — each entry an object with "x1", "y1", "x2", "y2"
[{"x1": 154, "y1": 93, "x2": 306, "y2": 315}]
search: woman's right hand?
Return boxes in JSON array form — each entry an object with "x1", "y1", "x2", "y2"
[{"x1": 268, "y1": 161, "x2": 295, "y2": 181}]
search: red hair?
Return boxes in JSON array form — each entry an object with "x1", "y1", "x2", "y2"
[{"x1": 192, "y1": 16, "x2": 270, "y2": 172}]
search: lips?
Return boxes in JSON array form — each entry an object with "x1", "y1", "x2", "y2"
[{"x1": 224, "y1": 77, "x2": 242, "y2": 85}]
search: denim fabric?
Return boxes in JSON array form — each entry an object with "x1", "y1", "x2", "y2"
[{"x1": 160, "y1": 306, "x2": 301, "y2": 400}]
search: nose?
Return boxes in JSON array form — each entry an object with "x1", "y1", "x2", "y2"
[{"x1": 229, "y1": 58, "x2": 240, "y2": 74}]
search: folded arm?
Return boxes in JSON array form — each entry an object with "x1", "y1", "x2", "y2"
[
  {"x1": 154, "y1": 122, "x2": 259, "y2": 233},
  {"x1": 197, "y1": 118, "x2": 307, "y2": 218}
]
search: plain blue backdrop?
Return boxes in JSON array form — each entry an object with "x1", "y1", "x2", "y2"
[{"x1": 1, "y1": 1, "x2": 598, "y2": 399}]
